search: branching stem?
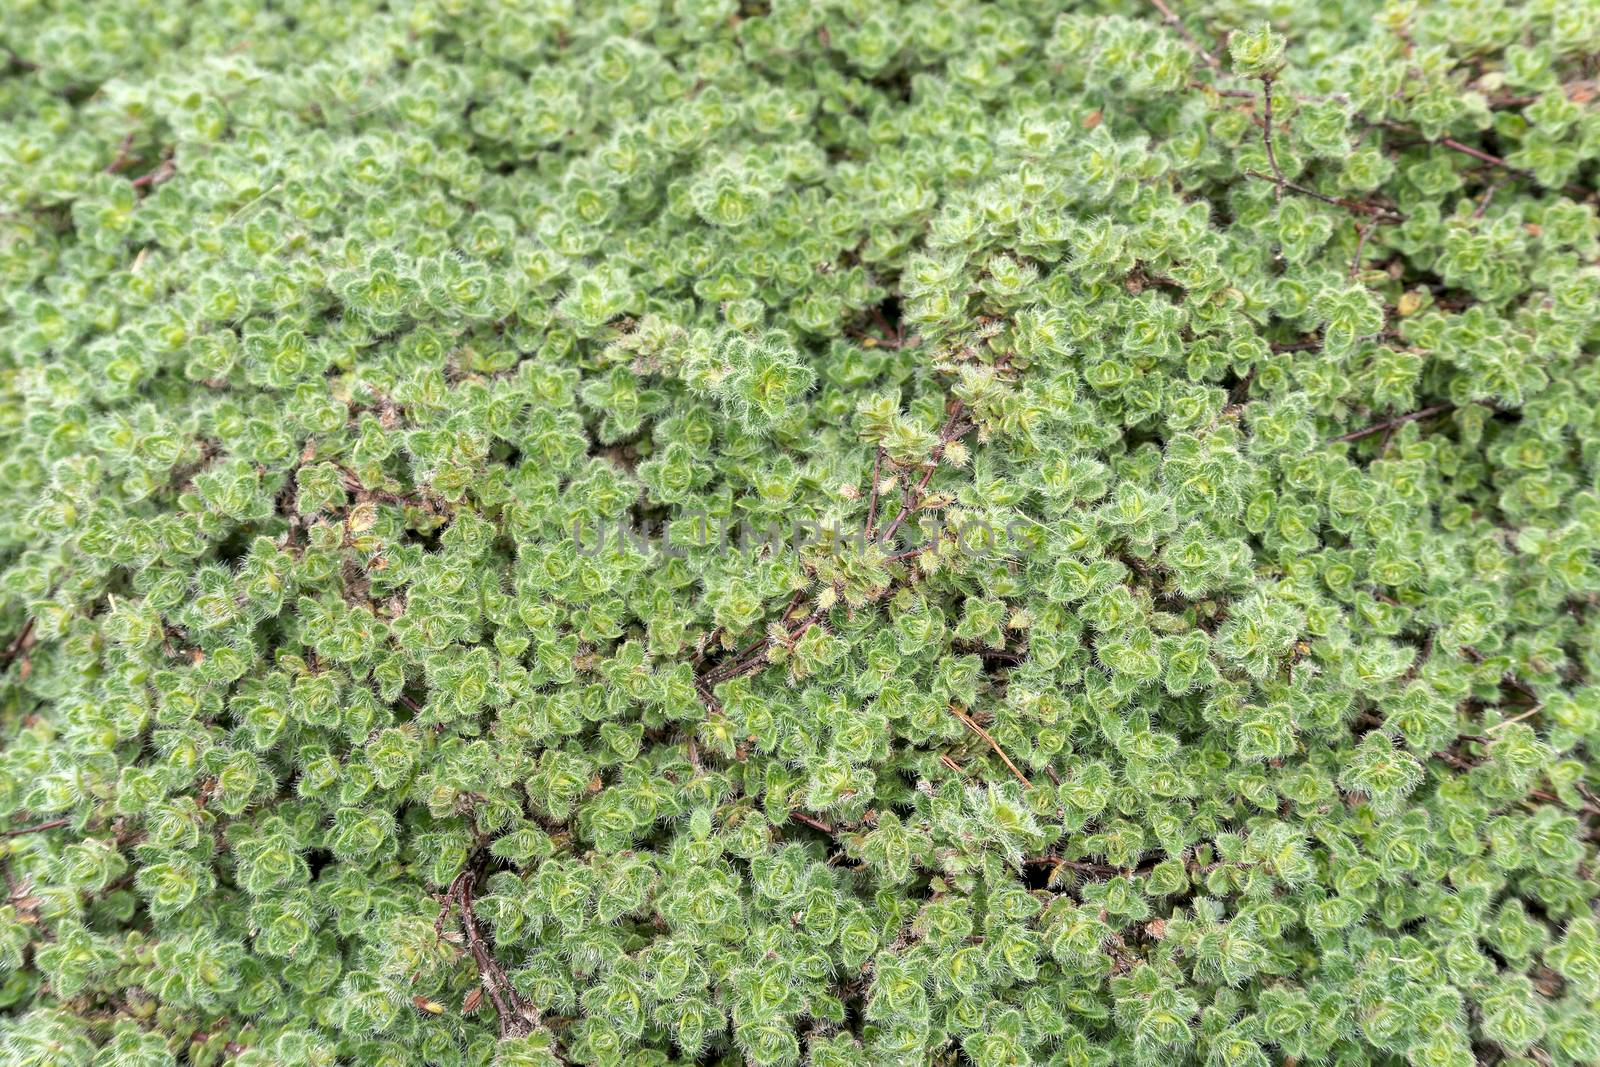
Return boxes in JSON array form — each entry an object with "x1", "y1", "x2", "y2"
[
  {"x1": 1261, "y1": 76, "x2": 1284, "y2": 200},
  {"x1": 1, "y1": 818, "x2": 68, "y2": 838},
  {"x1": 444, "y1": 870, "x2": 537, "y2": 1040},
  {"x1": 1328, "y1": 403, "x2": 1456, "y2": 443},
  {"x1": 1148, "y1": 0, "x2": 1222, "y2": 72},
  {"x1": 950, "y1": 704, "x2": 1032, "y2": 789}
]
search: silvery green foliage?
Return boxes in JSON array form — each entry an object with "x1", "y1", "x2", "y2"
[{"x1": 2, "y1": 1, "x2": 1600, "y2": 1066}]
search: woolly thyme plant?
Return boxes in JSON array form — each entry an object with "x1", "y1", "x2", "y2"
[{"x1": 4, "y1": 1, "x2": 1600, "y2": 1065}]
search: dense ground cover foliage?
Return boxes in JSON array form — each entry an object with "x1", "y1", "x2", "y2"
[{"x1": 3, "y1": 1, "x2": 1600, "y2": 1064}]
